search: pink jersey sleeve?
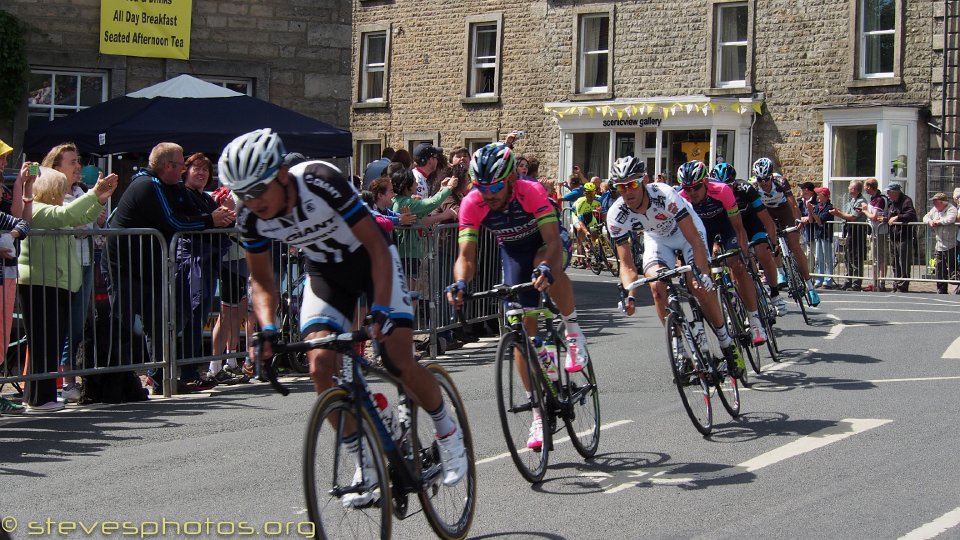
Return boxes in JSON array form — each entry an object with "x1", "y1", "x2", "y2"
[
  {"x1": 708, "y1": 182, "x2": 739, "y2": 215},
  {"x1": 458, "y1": 189, "x2": 489, "y2": 234},
  {"x1": 514, "y1": 179, "x2": 556, "y2": 220}
]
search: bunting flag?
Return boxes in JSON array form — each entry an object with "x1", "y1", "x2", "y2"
[{"x1": 542, "y1": 99, "x2": 764, "y2": 119}]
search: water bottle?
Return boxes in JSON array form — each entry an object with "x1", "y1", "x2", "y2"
[
  {"x1": 372, "y1": 392, "x2": 401, "y2": 441},
  {"x1": 543, "y1": 338, "x2": 559, "y2": 382},
  {"x1": 532, "y1": 337, "x2": 558, "y2": 382}
]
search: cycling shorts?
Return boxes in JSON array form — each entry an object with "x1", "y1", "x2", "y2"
[
  {"x1": 642, "y1": 223, "x2": 707, "y2": 273},
  {"x1": 501, "y1": 238, "x2": 571, "y2": 309},
  {"x1": 741, "y1": 210, "x2": 766, "y2": 240},
  {"x1": 299, "y1": 245, "x2": 413, "y2": 334},
  {"x1": 766, "y1": 204, "x2": 796, "y2": 231},
  {"x1": 219, "y1": 260, "x2": 249, "y2": 306}
]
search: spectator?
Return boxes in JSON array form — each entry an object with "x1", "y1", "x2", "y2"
[
  {"x1": 798, "y1": 181, "x2": 816, "y2": 271},
  {"x1": 412, "y1": 143, "x2": 444, "y2": 199},
  {"x1": 655, "y1": 173, "x2": 668, "y2": 184},
  {"x1": 209, "y1": 187, "x2": 251, "y2": 380},
  {"x1": 540, "y1": 177, "x2": 559, "y2": 204},
  {"x1": 923, "y1": 192, "x2": 958, "y2": 294},
  {"x1": 368, "y1": 176, "x2": 414, "y2": 228},
  {"x1": 517, "y1": 156, "x2": 535, "y2": 181},
  {"x1": 390, "y1": 167, "x2": 456, "y2": 294},
  {"x1": 809, "y1": 187, "x2": 836, "y2": 289},
  {"x1": 106, "y1": 142, "x2": 234, "y2": 395},
  {"x1": 19, "y1": 166, "x2": 115, "y2": 411},
  {"x1": 885, "y1": 182, "x2": 917, "y2": 293},
  {"x1": 41, "y1": 143, "x2": 101, "y2": 403},
  {"x1": 829, "y1": 180, "x2": 868, "y2": 290},
  {"x1": 362, "y1": 147, "x2": 395, "y2": 189},
  {"x1": 179, "y1": 153, "x2": 236, "y2": 384},
  {"x1": 562, "y1": 170, "x2": 586, "y2": 208},
  {"x1": 449, "y1": 147, "x2": 470, "y2": 168},
  {"x1": 435, "y1": 162, "x2": 472, "y2": 224},
  {"x1": 0, "y1": 140, "x2": 35, "y2": 414},
  {"x1": 526, "y1": 157, "x2": 541, "y2": 181},
  {"x1": 862, "y1": 178, "x2": 890, "y2": 291},
  {"x1": 391, "y1": 148, "x2": 412, "y2": 168}
]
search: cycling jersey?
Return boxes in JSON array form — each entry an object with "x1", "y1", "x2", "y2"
[
  {"x1": 237, "y1": 160, "x2": 412, "y2": 333},
  {"x1": 605, "y1": 183, "x2": 707, "y2": 272},
  {"x1": 573, "y1": 196, "x2": 601, "y2": 226},
  {"x1": 752, "y1": 176, "x2": 793, "y2": 208},
  {"x1": 729, "y1": 181, "x2": 768, "y2": 241},
  {"x1": 458, "y1": 179, "x2": 558, "y2": 252},
  {"x1": 679, "y1": 181, "x2": 740, "y2": 246}
]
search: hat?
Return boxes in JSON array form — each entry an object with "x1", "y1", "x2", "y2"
[
  {"x1": 886, "y1": 182, "x2": 903, "y2": 192},
  {"x1": 814, "y1": 187, "x2": 830, "y2": 197},
  {"x1": 931, "y1": 192, "x2": 950, "y2": 202},
  {"x1": 798, "y1": 181, "x2": 815, "y2": 191},
  {"x1": 413, "y1": 143, "x2": 442, "y2": 164},
  {"x1": 0, "y1": 139, "x2": 12, "y2": 158}
]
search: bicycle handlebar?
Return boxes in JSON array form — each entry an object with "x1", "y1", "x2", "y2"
[
  {"x1": 462, "y1": 282, "x2": 537, "y2": 301},
  {"x1": 709, "y1": 249, "x2": 742, "y2": 268},
  {"x1": 626, "y1": 264, "x2": 694, "y2": 289}
]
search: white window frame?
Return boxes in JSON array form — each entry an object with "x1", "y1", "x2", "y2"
[
  {"x1": 360, "y1": 30, "x2": 387, "y2": 102},
  {"x1": 469, "y1": 23, "x2": 499, "y2": 97},
  {"x1": 199, "y1": 76, "x2": 254, "y2": 96},
  {"x1": 859, "y1": 0, "x2": 896, "y2": 78},
  {"x1": 822, "y1": 107, "x2": 918, "y2": 202},
  {"x1": 357, "y1": 140, "x2": 382, "y2": 176},
  {"x1": 578, "y1": 13, "x2": 610, "y2": 94},
  {"x1": 714, "y1": 3, "x2": 748, "y2": 88},
  {"x1": 27, "y1": 69, "x2": 108, "y2": 122}
]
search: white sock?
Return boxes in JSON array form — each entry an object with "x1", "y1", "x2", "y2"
[
  {"x1": 562, "y1": 310, "x2": 581, "y2": 336},
  {"x1": 715, "y1": 325, "x2": 732, "y2": 347},
  {"x1": 226, "y1": 355, "x2": 238, "y2": 369},
  {"x1": 208, "y1": 360, "x2": 223, "y2": 374}
]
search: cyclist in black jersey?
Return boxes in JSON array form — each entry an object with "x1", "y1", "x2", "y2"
[{"x1": 219, "y1": 129, "x2": 468, "y2": 504}]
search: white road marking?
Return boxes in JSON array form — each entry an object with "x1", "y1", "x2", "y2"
[
  {"x1": 816, "y1": 299, "x2": 960, "y2": 306},
  {"x1": 475, "y1": 419, "x2": 633, "y2": 465},
  {"x1": 834, "y1": 308, "x2": 960, "y2": 314},
  {"x1": 899, "y1": 507, "x2": 960, "y2": 540},
  {"x1": 737, "y1": 418, "x2": 891, "y2": 472},
  {"x1": 869, "y1": 376, "x2": 960, "y2": 384},
  {"x1": 761, "y1": 348, "x2": 818, "y2": 373},
  {"x1": 942, "y1": 336, "x2": 960, "y2": 359},
  {"x1": 824, "y1": 314, "x2": 846, "y2": 340}
]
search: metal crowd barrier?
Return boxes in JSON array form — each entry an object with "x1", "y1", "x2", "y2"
[{"x1": 806, "y1": 221, "x2": 959, "y2": 291}]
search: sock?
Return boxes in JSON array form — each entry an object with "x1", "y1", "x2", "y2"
[
  {"x1": 748, "y1": 310, "x2": 761, "y2": 324},
  {"x1": 562, "y1": 310, "x2": 580, "y2": 336},
  {"x1": 208, "y1": 360, "x2": 223, "y2": 374},
  {"x1": 343, "y1": 433, "x2": 360, "y2": 454},
  {"x1": 806, "y1": 279, "x2": 815, "y2": 290},
  {"x1": 226, "y1": 355, "x2": 238, "y2": 369},
  {"x1": 715, "y1": 325, "x2": 732, "y2": 347},
  {"x1": 427, "y1": 401, "x2": 457, "y2": 438}
]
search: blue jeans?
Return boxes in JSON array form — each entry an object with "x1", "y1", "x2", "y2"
[
  {"x1": 814, "y1": 238, "x2": 835, "y2": 286},
  {"x1": 60, "y1": 264, "x2": 94, "y2": 369}
]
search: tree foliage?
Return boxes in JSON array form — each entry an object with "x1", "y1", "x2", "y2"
[{"x1": 0, "y1": 11, "x2": 28, "y2": 121}]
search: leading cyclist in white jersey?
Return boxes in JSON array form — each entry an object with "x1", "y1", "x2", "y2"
[
  {"x1": 218, "y1": 129, "x2": 467, "y2": 505},
  {"x1": 605, "y1": 157, "x2": 744, "y2": 377}
]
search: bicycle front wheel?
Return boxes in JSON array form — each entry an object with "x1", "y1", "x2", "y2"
[
  {"x1": 413, "y1": 362, "x2": 477, "y2": 540},
  {"x1": 303, "y1": 388, "x2": 392, "y2": 540},
  {"x1": 666, "y1": 314, "x2": 713, "y2": 436},
  {"x1": 588, "y1": 243, "x2": 604, "y2": 275},
  {"x1": 553, "y1": 322, "x2": 600, "y2": 458},
  {"x1": 495, "y1": 331, "x2": 551, "y2": 483}
]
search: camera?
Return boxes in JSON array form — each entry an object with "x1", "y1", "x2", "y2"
[
  {"x1": 515, "y1": 130, "x2": 525, "y2": 140},
  {"x1": 28, "y1": 163, "x2": 39, "y2": 176}
]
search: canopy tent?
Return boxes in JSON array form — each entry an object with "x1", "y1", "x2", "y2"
[{"x1": 24, "y1": 75, "x2": 352, "y2": 158}]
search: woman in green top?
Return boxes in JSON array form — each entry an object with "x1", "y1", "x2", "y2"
[{"x1": 18, "y1": 166, "x2": 116, "y2": 411}]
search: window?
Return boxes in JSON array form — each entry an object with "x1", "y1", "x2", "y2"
[
  {"x1": 357, "y1": 140, "x2": 382, "y2": 175},
  {"x1": 578, "y1": 14, "x2": 610, "y2": 94},
  {"x1": 465, "y1": 138, "x2": 493, "y2": 154},
  {"x1": 360, "y1": 30, "x2": 388, "y2": 102},
  {"x1": 27, "y1": 70, "x2": 108, "y2": 131},
  {"x1": 469, "y1": 23, "x2": 498, "y2": 97},
  {"x1": 200, "y1": 76, "x2": 254, "y2": 95},
  {"x1": 860, "y1": 0, "x2": 895, "y2": 77},
  {"x1": 831, "y1": 126, "x2": 877, "y2": 178},
  {"x1": 715, "y1": 3, "x2": 748, "y2": 87}
]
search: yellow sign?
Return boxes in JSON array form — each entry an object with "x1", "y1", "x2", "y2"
[{"x1": 100, "y1": 0, "x2": 192, "y2": 60}]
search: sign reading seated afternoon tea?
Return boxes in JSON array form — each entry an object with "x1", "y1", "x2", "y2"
[{"x1": 100, "y1": 0, "x2": 192, "y2": 60}]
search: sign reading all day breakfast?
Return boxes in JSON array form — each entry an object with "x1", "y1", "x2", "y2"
[{"x1": 100, "y1": 0, "x2": 192, "y2": 60}]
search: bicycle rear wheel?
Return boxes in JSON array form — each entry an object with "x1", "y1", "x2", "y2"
[
  {"x1": 713, "y1": 363, "x2": 741, "y2": 418},
  {"x1": 495, "y1": 332, "x2": 551, "y2": 483},
  {"x1": 414, "y1": 363, "x2": 477, "y2": 540},
  {"x1": 666, "y1": 314, "x2": 712, "y2": 436},
  {"x1": 553, "y1": 323, "x2": 600, "y2": 458},
  {"x1": 588, "y1": 243, "x2": 604, "y2": 275},
  {"x1": 719, "y1": 288, "x2": 753, "y2": 385},
  {"x1": 784, "y1": 255, "x2": 811, "y2": 325},
  {"x1": 303, "y1": 388, "x2": 392, "y2": 540}
]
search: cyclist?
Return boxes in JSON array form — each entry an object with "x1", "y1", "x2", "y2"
[
  {"x1": 573, "y1": 182, "x2": 602, "y2": 262},
  {"x1": 606, "y1": 157, "x2": 745, "y2": 378},
  {"x1": 750, "y1": 158, "x2": 821, "y2": 307},
  {"x1": 219, "y1": 129, "x2": 468, "y2": 506},
  {"x1": 447, "y1": 142, "x2": 588, "y2": 450},
  {"x1": 711, "y1": 162, "x2": 788, "y2": 317}
]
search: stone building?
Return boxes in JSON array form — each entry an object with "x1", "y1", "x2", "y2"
[
  {"x1": 350, "y1": 0, "x2": 959, "y2": 207},
  {"x1": 0, "y1": 0, "x2": 352, "y2": 167}
]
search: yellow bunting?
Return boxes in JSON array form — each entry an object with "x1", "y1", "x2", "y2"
[{"x1": 752, "y1": 102, "x2": 763, "y2": 114}]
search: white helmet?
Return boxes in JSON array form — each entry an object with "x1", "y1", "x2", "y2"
[{"x1": 218, "y1": 128, "x2": 286, "y2": 198}]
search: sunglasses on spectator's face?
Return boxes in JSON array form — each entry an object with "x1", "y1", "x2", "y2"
[
  {"x1": 475, "y1": 181, "x2": 507, "y2": 194},
  {"x1": 614, "y1": 179, "x2": 641, "y2": 192},
  {"x1": 682, "y1": 183, "x2": 704, "y2": 192}
]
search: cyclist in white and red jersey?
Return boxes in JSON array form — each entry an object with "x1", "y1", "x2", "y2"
[
  {"x1": 219, "y1": 129, "x2": 467, "y2": 507},
  {"x1": 750, "y1": 158, "x2": 820, "y2": 307},
  {"x1": 677, "y1": 160, "x2": 767, "y2": 345},
  {"x1": 447, "y1": 142, "x2": 587, "y2": 449},
  {"x1": 606, "y1": 157, "x2": 745, "y2": 378}
]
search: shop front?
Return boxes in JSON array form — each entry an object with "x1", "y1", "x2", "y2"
[{"x1": 545, "y1": 96, "x2": 762, "y2": 184}]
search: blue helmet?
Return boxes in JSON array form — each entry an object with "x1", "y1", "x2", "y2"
[
  {"x1": 469, "y1": 143, "x2": 515, "y2": 185},
  {"x1": 711, "y1": 162, "x2": 737, "y2": 184}
]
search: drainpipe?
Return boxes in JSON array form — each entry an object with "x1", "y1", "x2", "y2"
[{"x1": 943, "y1": 0, "x2": 949, "y2": 160}]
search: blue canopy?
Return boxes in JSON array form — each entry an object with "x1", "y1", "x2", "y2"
[{"x1": 24, "y1": 75, "x2": 352, "y2": 158}]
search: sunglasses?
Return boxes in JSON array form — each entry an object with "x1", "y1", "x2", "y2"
[
  {"x1": 235, "y1": 181, "x2": 273, "y2": 201},
  {"x1": 614, "y1": 179, "x2": 641, "y2": 192},
  {"x1": 756, "y1": 176, "x2": 772, "y2": 182},
  {"x1": 475, "y1": 181, "x2": 507, "y2": 194},
  {"x1": 682, "y1": 183, "x2": 704, "y2": 192}
]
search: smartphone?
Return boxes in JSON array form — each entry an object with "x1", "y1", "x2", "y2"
[{"x1": 29, "y1": 163, "x2": 39, "y2": 176}]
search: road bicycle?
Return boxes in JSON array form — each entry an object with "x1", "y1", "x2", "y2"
[
  {"x1": 586, "y1": 211, "x2": 618, "y2": 277},
  {"x1": 463, "y1": 283, "x2": 600, "y2": 483},
  {"x1": 709, "y1": 249, "x2": 751, "y2": 387},
  {"x1": 627, "y1": 264, "x2": 740, "y2": 436},
  {"x1": 260, "y1": 330, "x2": 477, "y2": 540},
  {"x1": 778, "y1": 224, "x2": 812, "y2": 325},
  {"x1": 745, "y1": 238, "x2": 780, "y2": 370}
]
